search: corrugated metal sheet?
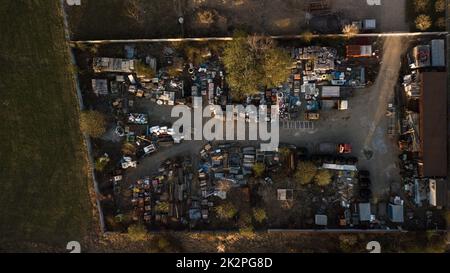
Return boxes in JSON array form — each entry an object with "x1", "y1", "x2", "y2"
[
  {"x1": 419, "y1": 72, "x2": 447, "y2": 177},
  {"x1": 431, "y1": 39, "x2": 445, "y2": 67},
  {"x1": 321, "y1": 86, "x2": 340, "y2": 98}
]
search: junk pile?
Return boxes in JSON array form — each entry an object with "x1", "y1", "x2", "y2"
[
  {"x1": 131, "y1": 157, "x2": 195, "y2": 227},
  {"x1": 190, "y1": 62, "x2": 227, "y2": 107}
]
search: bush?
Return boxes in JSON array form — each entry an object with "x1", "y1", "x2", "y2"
[
  {"x1": 415, "y1": 14, "x2": 432, "y2": 31},
  {"x1": 252, "y1": 163, "x2": 266, "y2": 178},
  {"x1": 314, "y1": 169, "x2": 332, "y2": 186},
  {"x1": 252, "y1": 208, "x2": 267, "y2": 223},
  {"x1": 79, "y1": 110, "x2": 107, "y2": 138},
  {"x1": 94, "y1": 155, "x2": 110, "y2": 172},
  {"x1": 279, "y1": 147, "x2": 291, "y2": 158},
  {"x1": 339, "y1": 234, "x2": 358, "y2": 253},
  {"x1": 435, "y1": 17, "x2": 446, "y2": 28},
  {"x1": 135, "y1": 61, "x2": 155, "y2": 79},
  {"x1": 435, "y1": 0, "x2": 445, "y2": 12},
  {"x1": 239, "y1": 226, "x2": 255, "y2": 238},
  {"x1": 166, "y1": 66, "x2": 183, "y2": 78},
  {"x1": 301, "y1": 30, "x2": 314, "y2": 43},
  {"x1": 294, "y1": 161, "x2": 317, "y2": 186},
  {"x1": 215, "y1": 202, "x2": 237, "y2": 220},
  {"x1": 414, "y1": 0, "x2": 430, "y2": 12},
  {"x1": 342, "y1": 24, "x2": 359, "y2": 38},
  {"x1": 121, "y1": 142, "x2": 137, "y2": 156},
  {"x1": 127, "y1": 223, "x2": 148, "y2": 242}
]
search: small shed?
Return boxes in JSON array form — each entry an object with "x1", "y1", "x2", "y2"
[
  {"x1": 429, "y1": 179, "x2": 447, "y2": 208},
  {"x1": 363, "y1": 19, "x2": 376, "y2": 30},
  {"x1": 358, "y1": 203, "x2": 371, "y2": 222},
  {"x1": 277, "y1": 189, "x2": 294, "y2": 201},
  {"x1": 91, "y1": 79, "x2": 108, "y2": 96},
  {"x1": 388, "y1": 204, "x2": 404, "y2": 223},
  {"x1": 321, "y1": 99, "x2": 337, "y2": 110},
  {"x1": 321, "y1": 86, "x2": 340, "y2": 98},
  {"x1": 431, "y1": 39, "x2": 445, "y2": 67},
  {"x1": 347, "y1": 45, "x2": 372, "y2": 58},
  {"x1": 315, "y1": 214, "x2": 328, "y2": 226},
  {"x1": 338, "y1": 100, "x2": 348, "y2": 110}
]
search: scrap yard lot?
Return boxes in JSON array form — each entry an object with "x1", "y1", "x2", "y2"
[
  {"x1": 0, "y1": 1, "x2": 93, "y2": 250},
  {"x1": 74, "y1": 27, "x2": 447, "y2": 234},
  {"x1": 0, "y1": 0, "x2": 448, "y2": 253}
]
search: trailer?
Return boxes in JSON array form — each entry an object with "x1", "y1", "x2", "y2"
[
  {"x1": 431, "y1": 39, "x2": 445, "y2": 67},
  {"x1": 321, "y1": 86, "x2": 340, "y2": 98},
  {"x1": 317, "y1": 143, "x2": 352, "y2": 154}
]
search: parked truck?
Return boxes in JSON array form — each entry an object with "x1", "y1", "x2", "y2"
[{"x1": 317, "y1": 143, "x2": 352, "y2": 154}]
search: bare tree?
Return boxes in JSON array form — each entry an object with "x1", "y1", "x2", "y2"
[
  {"x1": 125, "y1": 0, "x2": 144, "y2": 25},
  {"x1": 342, "y1": 24, "x2": 359, "y2": 38},
  {"x1": 247, "y1": 35, "x2": 275, "y2": 54}
]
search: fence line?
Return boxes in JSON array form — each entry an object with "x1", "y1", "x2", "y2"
[
  {"x1": 70, "y1": 32, "x2": 449, "y2": 44},
  {"x1": 60, "y1": 0, "x2": 106, "y2": 234}
]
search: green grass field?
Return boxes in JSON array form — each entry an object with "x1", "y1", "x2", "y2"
[{"x1": 0, "y1": 0, "x2": 93, "y2": 250}]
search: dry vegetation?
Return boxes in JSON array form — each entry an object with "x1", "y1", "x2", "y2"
[{"x1": 0, "y1": 0, "x2": 93, "y2": 251}]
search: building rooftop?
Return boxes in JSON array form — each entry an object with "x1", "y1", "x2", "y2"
[{"x1": 419, "y1": 72, "x2": 447, "y2": 178}]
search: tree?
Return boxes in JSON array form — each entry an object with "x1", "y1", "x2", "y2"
[
  {"x1": 339, "y1": 234, "x2": 358, "y2": 253},
  {"x1": 125, "y1": 0, "x2": 144, "y2": 25},
  {"x1": 435, "y1": 17, "x2": 446, "y2": 29},
  {"x1": 127, "y1": 223, "x2": 148, "y2": 242},
  {"x1": 223, "y1": 33, "x2": 261, "y2": 99},
  {"x1": 294, "y1": 161, "x2": 317, "y2": 186},
  {"x1": 278, "y1": 147, "x2": 291, "y2": 158},
  {"x1": 184, "y1": 45, "x2": 210, "y2": 65},
  {"x1": 214, "y1": 202, "x2": 237, "y2": 220},
  {"x1": 239, "y1": 226, "x2": 255, "y2": 238},
  {"x1": 314, "y1": 169, "x2": 332, "y2": 186},
  {"x1": 342, "y1": 24, "x2": 359, "y2": 38},
  {"x1": 121, "y1": 142, "x2": 137, "y2": 156},
  {"x1": 414, "y1": 0, "x2": 430, "y2": 12},
  {"x1": 252, "y1": 208, "x2": 267, "y2": 223},
  {"x1": 80, "y1": 110, "x2": 106, "y2": 138},
  {"x1": 252, "y1": 163, "x2": 266, "y2": 178},
  {"x1": 223, "y1": 32, "x2": 291, "y2": 100},
  {"x1": 94, "y1": 155, "x2": 110, "y2": 172},
  {"x1": 196, "y1": 9, "x2": 216, "y2": 25},
  {"x1": 435, "y1": 0, "x2": 445, "y2": 12},
  {"x1": 301, "y1": 30, "x2": 314, "y2": 43},
  {"x1": 415, "y1": 14, "x2": 432, "y2": 31},
  {"x1": 262, "y1": 47, "x2": 292, "y2": 88}
]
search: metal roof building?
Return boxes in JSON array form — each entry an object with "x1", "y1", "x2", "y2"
[
  {"x1": 431, "y1": 39, "x2": 445, "y2": 67},
  {"x1": 419, "y1": 72, "x2": 448, "y2": 178}
]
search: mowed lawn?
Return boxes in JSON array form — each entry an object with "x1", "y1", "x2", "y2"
[{"x1": 0, "y1": 1, "x2": 93, "y2": 250}]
